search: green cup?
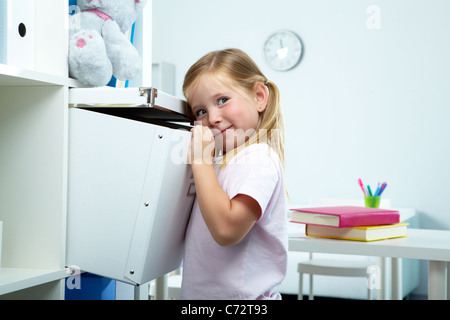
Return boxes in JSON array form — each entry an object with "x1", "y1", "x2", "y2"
[{"x1": 365, "y1": 196, "x2": 381, "y2": 208}]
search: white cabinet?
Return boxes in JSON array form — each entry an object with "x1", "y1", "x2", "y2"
[
  {"x1": 0, "y1": 0, "x2": 73, "y2": 299},
  {"x1": 0, "y1": 0, "x2": 159, "y2": 299},
  {"x1": 1, "y1": 0, "x2": 193, "y2": 300},
  {"x1": 66, "y1": 108, "x2": 194, "y2": 285}
]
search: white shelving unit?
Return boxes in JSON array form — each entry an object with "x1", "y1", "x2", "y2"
[
  {"x1": 0, "y1": 68, "x2": 72, "y2": 298},
  {"x1": 0, "y1": 1, "x2": 78, "y2": 299},
  {"x1": 0, "y1": 0, "x2": 153, "y2": 299}
]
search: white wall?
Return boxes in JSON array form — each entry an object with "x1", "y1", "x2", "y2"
[{"x1": 152, "y1": 0, "x2": 450, "y2": 295}]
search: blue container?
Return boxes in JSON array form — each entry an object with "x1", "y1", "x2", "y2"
[{"x1": 65, "y1": 273, "x2": 116, "y2": 300}]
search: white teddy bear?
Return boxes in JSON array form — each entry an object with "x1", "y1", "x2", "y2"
[{"x1": 69, "y1": 0, "x2": 147, "y2": 87}]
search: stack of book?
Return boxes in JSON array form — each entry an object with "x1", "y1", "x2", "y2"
[{"x1": 290, "y1": 206, "x2": 408, "y2": 242}]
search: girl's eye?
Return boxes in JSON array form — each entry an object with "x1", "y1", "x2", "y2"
[
  {"x1": 218, "y1": 97, "x2": 228, "y2": 105},
  {"x1": 196, "y1": 109, "x2": 207, "y2": 117}
]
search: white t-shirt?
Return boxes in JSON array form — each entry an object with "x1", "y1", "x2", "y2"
[{"x1": 180, "y1": 143, "x2": 287, "y2": 300}]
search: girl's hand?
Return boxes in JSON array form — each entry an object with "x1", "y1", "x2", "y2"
[{"x1": 189, "y1": 125, "x2": 215, "y2": 165}]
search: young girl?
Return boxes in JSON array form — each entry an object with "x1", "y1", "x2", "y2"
[{"x1": 181, "y1": 48, "x2": 287, "y2": 300}]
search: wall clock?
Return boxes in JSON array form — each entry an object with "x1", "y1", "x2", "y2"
[{"x1": 264, "y1": 30, "x2": 303, "y2": 71}]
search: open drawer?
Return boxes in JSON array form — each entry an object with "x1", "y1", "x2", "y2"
[{"x1": 66, "y1": 88, "x2": 194, "y2": 285}]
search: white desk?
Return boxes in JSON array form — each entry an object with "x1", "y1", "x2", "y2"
[{"x1": 289, "y1": 228, "x2": 450, "y2": 300}]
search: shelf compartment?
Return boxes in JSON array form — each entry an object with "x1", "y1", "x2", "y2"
[
  {"x1": 0, "y1": 64, "x2": 81, "y2": 87},
  {"x1": 0, "y1": 268, "x2": 68, "y2": 295}
]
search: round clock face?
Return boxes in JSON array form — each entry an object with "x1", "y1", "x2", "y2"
[{"x1": 264, "y1": 30, "x2": 303, "y2": 71}]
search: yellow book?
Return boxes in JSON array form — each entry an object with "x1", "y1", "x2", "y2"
[{"x1": 305, "y1": 223, "x2": 409, "y2": 242}]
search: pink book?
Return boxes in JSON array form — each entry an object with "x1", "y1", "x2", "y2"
[{"x1": 290, "y1": 206, "x2": 400, "y2": 228}]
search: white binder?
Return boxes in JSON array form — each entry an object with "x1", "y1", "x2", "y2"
[{"x1": 0, "y1": 0, "x2": 35, "y2": 70}]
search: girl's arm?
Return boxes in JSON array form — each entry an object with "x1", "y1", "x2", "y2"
[{"x1": 189, "y1": 125, "x2": 260, "y2": 247}]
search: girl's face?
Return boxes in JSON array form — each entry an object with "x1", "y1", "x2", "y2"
[{"x1": 189, "y1": 75, "x2": 267, "y2": 155}]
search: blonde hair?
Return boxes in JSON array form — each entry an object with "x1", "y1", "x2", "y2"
[{"x1": 183, "y1": 48, "x2": 285, "y2": 167}]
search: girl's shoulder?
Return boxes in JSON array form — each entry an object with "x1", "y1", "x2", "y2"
[
  {"x1": 241, "y1": 143, "x2": 270, "y2": 157},
  {"x1": 245, "y1": 143, "x2": 280, "y2": 159},
  {"x1": 233, "y1": 143, "x2": 282, "y2": 168}
]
